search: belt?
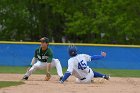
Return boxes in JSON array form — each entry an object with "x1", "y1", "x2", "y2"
[
  {"x1": 80, "y1": 77, "x2": 86, "y2": 80},
  {"x1": 88, "y1": 69, "x2": 90, "y2": 73},
  {"x1": 80, "y1": 69, "x2": 91, "y2": 80}
]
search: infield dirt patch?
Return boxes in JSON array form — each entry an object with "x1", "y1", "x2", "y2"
[{"x1": 0, "y1": 74, "x2": 140, "y2": 93}]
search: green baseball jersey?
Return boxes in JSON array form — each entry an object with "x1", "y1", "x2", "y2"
[{"x1": 34, "y1": 47, "x2": 53, "y2": 63}]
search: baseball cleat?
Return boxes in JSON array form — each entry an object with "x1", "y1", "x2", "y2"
[
  {"x1": 103, "y1": 75, "x2": 110, "y2": 80},
  {"x1": 22, "y1": 75, "x2": 29, "y2": 80}
]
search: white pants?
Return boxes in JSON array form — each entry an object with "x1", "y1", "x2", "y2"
[
  {"x1": 75, "y1": 68, "x2": 94, "y2": 84},
  {"x1": 25, "y1": 58, "x2": 63, "y2": 77}
]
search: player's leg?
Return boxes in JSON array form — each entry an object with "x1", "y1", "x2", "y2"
[
  {"x1": 51, "y1": 58, "x2": 63, "y2": 80},
  {"x1": 22, "y1": 61, "x2": 47, "y2": 80},
  {"x1": 76, "y1": 68, "x2": 94, "y2": 84},
  {"x1": 93, "y1": 71, "x2": 110, "y2": 80}
]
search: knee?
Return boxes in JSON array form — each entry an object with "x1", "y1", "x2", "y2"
[{"x1": 32, "y1": 64, "x2": 40, "y2": 69}]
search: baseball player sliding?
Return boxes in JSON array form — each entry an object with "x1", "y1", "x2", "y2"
[
  {"x1": 22, "y1": 37, "x2": 63, "y2": 81},
  {"x1": 60, "y1": 45, "x2": 110, "y2": 84}
]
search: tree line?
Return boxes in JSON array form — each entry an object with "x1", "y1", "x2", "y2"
[{"x1": 0, "y1": 0, "x2": 140, "y2": 45}]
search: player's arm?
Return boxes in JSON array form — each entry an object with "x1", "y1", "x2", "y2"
[
  {"x1": 91, "y1": 52, "x2": 106, "y2": 61},
  {"x1": 46, "y1": 48, "x2": 53, "y2": 73},
  {"x1": 46, "y1": 63, "x2": 51, "y2": 73},
  {"x1": 44, "y1": 49, "x2": 53, "y2": 81},
  {"x1": 60, "y1": 59, "x2": 73, "y2": 83},
  {"x1": 45, "y1": 63, "x2": 51, "y2": 81}
]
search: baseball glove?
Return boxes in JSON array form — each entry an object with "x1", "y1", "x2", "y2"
[{"x1": 45, "y1": 72, "x2": 51, "y2": 81}]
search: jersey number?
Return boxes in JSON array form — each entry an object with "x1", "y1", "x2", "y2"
[{"x1": 78, "y1": 60, "x2": 87, "y2": 70}]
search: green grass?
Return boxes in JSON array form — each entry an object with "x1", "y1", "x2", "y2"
[
  {"x1": 0, "y1": 81, "x2": 24, "y2": 88},
  {"x1": 0, "y1": 66, "x2": 45, "y2": 74},
  {"x1": 0, "y1": 66, "x2": 140, "y2": 77}
]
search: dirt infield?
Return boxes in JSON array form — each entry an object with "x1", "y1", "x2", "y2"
[{"x1": 0, "y1": 74, "x2": 140, "y2": 93}]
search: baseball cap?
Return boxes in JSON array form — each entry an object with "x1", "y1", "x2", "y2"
[{"x1": 40, "y1": 37, "x2": 49, "y2": 43}]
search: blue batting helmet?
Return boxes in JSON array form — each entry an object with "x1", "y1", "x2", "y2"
[{"x1": 68, "y1": 45, "x2": 77, "y2": 57}]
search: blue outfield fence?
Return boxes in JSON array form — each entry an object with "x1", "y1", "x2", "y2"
[{"x1": 0, "y1": 42, "x2": 140, "y2": 69}]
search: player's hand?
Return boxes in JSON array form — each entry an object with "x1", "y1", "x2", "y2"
[{"x1": 101, "y1": 51, "x2": 106, "y2": 57}]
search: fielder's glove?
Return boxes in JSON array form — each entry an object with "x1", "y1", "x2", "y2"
[{"x1": 45, "y1": 72, "x2": 51, "y2": 81}]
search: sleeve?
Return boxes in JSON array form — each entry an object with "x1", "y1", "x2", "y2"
[
  {"x1": 91, "y1": 55, "x2": 104, "y2": 61},
  {"x1": 82, "y1": 54, "x2": 91, "y2": 62},
  {"x1": 47, "y1": 48, "x2": 53, "y2": 63}
]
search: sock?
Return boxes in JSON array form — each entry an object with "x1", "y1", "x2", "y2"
[{"x1": 93, "y1": 71, "x2": 105, "y2": 78}]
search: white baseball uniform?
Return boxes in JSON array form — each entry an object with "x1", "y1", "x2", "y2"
[
  {"x1": 67, "y1": 54, "x2": 94, "y2": 83},
  {"x1": 25, "y1": 58, "x2": 63, "y2": 77}
]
